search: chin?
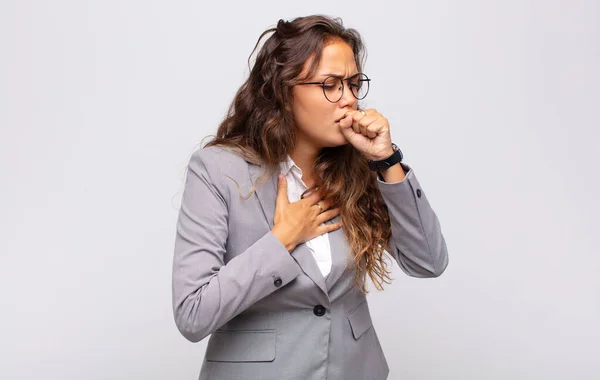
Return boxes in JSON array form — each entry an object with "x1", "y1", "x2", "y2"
[
  {"x1": 305, "y1": 125, "x2": 349, "y2": 149},
  {"x1": 321, "y1": 133, "x2": 349, "y2": 149}
]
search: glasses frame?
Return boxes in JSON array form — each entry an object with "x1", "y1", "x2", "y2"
[{"x1": 296, "y1": 72, "x2": 371, "y2": 103}]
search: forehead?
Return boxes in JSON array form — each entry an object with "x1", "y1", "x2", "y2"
[{"x1": 303, "y1": 40, "x2": 358, "y2": 78}]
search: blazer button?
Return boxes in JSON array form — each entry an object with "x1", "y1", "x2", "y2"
[
  {"x1": 274, "y1": 277, "x2": 282, "y2": 287},
  {"x1": 416, "y1": 189, "x2": 422, "y2": 198},
  {"x1": 313, "y1": 305, "x2": 326, "y2": 317}
]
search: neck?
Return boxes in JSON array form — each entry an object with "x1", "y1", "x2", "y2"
[{"x1": 289, "y1": 138, "x2": 320, "y2": 189}]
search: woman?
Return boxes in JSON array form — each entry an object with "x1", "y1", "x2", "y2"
[{"x1": 172, "y1": 15, "x2": 449, "y2": 380}]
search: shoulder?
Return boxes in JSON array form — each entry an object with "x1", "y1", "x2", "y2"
[
  {"x1": 186, "y1": 145, "x2": 261, "y2": 203},
  {"x1": 188, "y1": 145, "x2": 251, "y2": 177}
]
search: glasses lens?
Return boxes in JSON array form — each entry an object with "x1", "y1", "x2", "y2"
[
  {"x1": 322, "y1": 76, "x2": 343, "y2": 102},
  {"x1": 349, "y1": 73, "x2": 369, "y2": 100}
]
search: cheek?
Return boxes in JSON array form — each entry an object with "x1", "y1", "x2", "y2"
[
  {"x1": 294, "y1": 93, "x2": 333, "y2": 125},
  {"x1": 303, "y1": 94, "x2": 326, "y2": 113}
]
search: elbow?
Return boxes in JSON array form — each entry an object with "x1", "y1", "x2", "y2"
[
  {"x1": 431, "y1": 236, "x2": 450, "y2": 277},
  {"x1": 174, "y1": 315, "x2": 210, "y2": 343},
  {"x1": 422, "y1": 240, "x2": 449, "y2": 278},
  {"x1": 421, "y1": 232, "x2": 449, "y2": 278},
  {"x1": 406, "y1": 259, "x2": 448, "y2": 278},
  {"x1": 429, "y1": 252, "x2": 449, "y2": 278},
  {"x1": 179, "y1": 328, "x2": 209, "y2": 343},
  {"x1": 173, "y1": 305, "x2": 211, "y2": 343},
  {"x1": 397, "y1": 244, "x2": 449, "y2": 279}
]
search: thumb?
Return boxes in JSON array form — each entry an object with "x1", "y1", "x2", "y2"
[{"x1": 275, "y1": 173, "x2": 289, "y2": 206}]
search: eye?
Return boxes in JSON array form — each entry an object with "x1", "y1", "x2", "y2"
[
  {"x1": 347, "y1": 74, "x2": 365, "y2": 88},
  {"x1": 323, "y1": 77, "x2": 341, "y2": 89}
]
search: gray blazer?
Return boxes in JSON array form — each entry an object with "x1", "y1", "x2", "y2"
[{"x1": 172, "y1": 145, "x2": 449, "y2": 380}]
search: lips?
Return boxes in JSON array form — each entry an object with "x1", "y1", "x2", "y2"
[{"x1": 336, "y1": 112, "x2": 351, "y2": 122}]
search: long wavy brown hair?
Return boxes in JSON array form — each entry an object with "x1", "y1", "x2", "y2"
[{"x1": 202, "y1": 15, "x2": 393, "y2": 293}]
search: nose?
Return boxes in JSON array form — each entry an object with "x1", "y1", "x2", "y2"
[{"x1": 337, "y1": 83, "x2": 357, "y2": 109}]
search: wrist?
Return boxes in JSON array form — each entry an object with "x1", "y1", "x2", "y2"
[
  {"x1": 367, "y1": 143, "x2": 403, "y2": 172},
  {"x1": 368, "y1": 149, "x2": 395, "y2": 161},
  {"x1": 271, "y1": 227, "x2": 296, "y2": 252},
  {"x1": 366, "y1": 143, "x2": 396, "y2": 161},
  {"x1": 379, "y1": 162, "x2": 406, "y2": 182}
]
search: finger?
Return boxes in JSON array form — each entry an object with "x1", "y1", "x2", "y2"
[
  {"x1": 344, "y1": 109, "x2": 364, "y2": 123},
  {"x1": 338, "y1": 117, "x2": 357, "y2": 142},
  {"x1": 357, "y1": 109, "x2": 370, "y2": 122},
  {"x1": 275, "y1": 173, "x2": 290, "y2": 206},
  {"x1": 359, "y1": 113, "x2": 383, "y2": 136},
  {"x1": 339, "y1": 114, "x2": 354, "y2": 129},
  {"x1": 359, "y1": 123, "x2": 368, "y2": 136},
  {"x1": 316, "y1": 207, "x2": 341, "y2": 223},
  {"x1": 316, "y1": 222, "x2": 343, "y2": 236},
  {"x1": 311, "y1": 202, "x2": 326, "y2": 217},
  {"x1": 320, "y1": 199, "x2": 338, "y2": 211},
  {"x1": 301, "y1": 188, "x2": 322, "y2": 204},
  {"x1": 365, "y1": 124, "x2": 379, "y2": 138},
  {"x1": 357, "y1": 113, "x2": 371, "y2": 126},
  {"x1": 317, "y1": 199, "x2": 332, "y2": 211},
  {"x1": 352, "y1": 109, "x2": 367, "y2": 119},
  {"x1": 352, "y1": 120, "x2": 360, "y2": 133},
  {"x1": 350, "y1": 111, "x2": 369, "y2": 134}
]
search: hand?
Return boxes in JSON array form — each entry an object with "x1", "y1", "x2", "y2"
[
  {"x1": 338, "y1": 108, "x2": 395, "y2": 160},
  {"x1": 271, "y1": 173, "x2": 342, "y2": 252}
]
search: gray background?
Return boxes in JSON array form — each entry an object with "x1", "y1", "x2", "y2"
[{"x1": 1, "y1": 0, "x2": 598, "y2": 379}]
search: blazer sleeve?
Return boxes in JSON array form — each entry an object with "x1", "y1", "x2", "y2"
[
  {"x1": 172, "y1": 149, "x2": 303, "y2": 343},
  {"x1": 377, "y1": 163, "x2": 449, "y2": 278}
]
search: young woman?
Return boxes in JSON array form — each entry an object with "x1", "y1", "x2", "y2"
[{"x1": 172, "y1": 15, "x2": 449, "y2": 380}]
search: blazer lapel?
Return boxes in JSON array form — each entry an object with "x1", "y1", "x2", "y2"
[{"x1": 248, "y1": 163, "x2": 328, "y2": 296}]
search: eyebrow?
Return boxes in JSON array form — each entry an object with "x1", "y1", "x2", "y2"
[{"x1": 318, "y1": 72, "x2": 360, "y2": 79}]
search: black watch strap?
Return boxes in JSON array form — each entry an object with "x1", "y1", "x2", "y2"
[{"x1": 367, "y1": 143, "x2": 403, "y2": 172}]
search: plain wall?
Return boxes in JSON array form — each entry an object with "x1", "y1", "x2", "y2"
[{"x1": 1, "y1": 1, "x2": 598, "y2": 379}]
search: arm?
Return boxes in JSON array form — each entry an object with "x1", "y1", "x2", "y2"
[
  {"x1": 376, "y1": 162, "x2": 449, "y2": 278},
  {"x1": 172, "y1": 149, "x2": 303, "y2": 342}
]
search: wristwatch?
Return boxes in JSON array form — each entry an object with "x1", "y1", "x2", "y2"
[{"x1": 367, "y1": 143, "x2": 403, "y2": 172}]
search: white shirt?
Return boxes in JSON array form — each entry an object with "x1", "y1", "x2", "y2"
[{"x1": 279, "y1": 155, "x2": 332, "y2": 277}]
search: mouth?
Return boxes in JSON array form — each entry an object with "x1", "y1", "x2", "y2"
[{"x1": 336, "y1": 112, "x2": 350, "y2": 123}]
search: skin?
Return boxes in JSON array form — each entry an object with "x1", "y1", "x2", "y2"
[{"x1": 271, "y1": 38, "x2": 406, "y2": 252}]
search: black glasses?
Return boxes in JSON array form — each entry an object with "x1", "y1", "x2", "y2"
[{"x1": 296, "y1": 73, "x2": 370, "y2": 103}]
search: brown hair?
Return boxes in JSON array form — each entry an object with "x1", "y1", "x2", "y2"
[{"x1": 203, "y1": 15, "x2": 392, "y2": 293}]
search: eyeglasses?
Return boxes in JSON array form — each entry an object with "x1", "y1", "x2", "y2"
[{"x1": 296, "y1": 72, "x2": 371, "y2": 103}]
